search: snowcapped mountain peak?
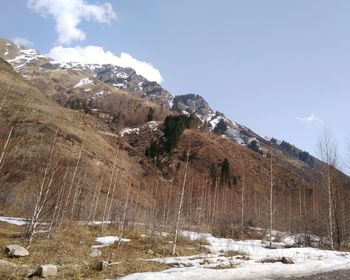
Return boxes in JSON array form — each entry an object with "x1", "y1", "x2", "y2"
[{"x1": 0, "y1": 38, "x2": 316, "y2": 167}]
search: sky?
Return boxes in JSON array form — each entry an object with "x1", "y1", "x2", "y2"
[{"x1": 1, "y1": 0, "x2": 350, "y2": 164}]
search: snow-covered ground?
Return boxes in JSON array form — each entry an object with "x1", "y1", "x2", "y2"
[
  {"x1": 0, "y1": 216, "x2": 28, "y2": 226},
  {"x1": 2, "y1": 215, "x2": 349, "y2": 279},
  {"x1": 92, "y1": 236, "x2": 131, "y2": 248},
  {"x1": 121, "y1": 231, "x2": 350, "y2": 280},
  {"x1": 73, "y1": 77, "x2": 93, "y2": 88}
]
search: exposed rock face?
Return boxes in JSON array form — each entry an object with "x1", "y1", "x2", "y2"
[
  {"x1": 172, "y1": 94, "x2": 215, "y2": 122},
  {"x1": 0, "y1": 39, "x2": 173, "y2": 109},
  {"x1": 94, "y1": 65, "x2": 173, "y2": 107},
  {"x1": 5, "y1": 244, "x2": 29, "y2": 258},
  {"x1": 36, "y1": 264, "x2": 58, "y2": 278}
]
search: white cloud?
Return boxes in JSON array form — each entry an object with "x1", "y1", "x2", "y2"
[
  {"x1": 28, "y1": 1, "x2": 164, "y2": 82},
  {"x1": 296, "y1": 114, "x2": 324, "y2": 126},
  {"x1": 12, "y1": 37, "x2": 33, "y2": 47},
  {"x1": 27, "y1": 0, "x2": 116, "y2": 45},
  {"x1": 48, "y1": 45, "x2": 163, "y2": 83}
]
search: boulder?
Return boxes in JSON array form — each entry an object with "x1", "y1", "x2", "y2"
[
  {"x1": 97, "y1": 260, "x2": 109, "y2": 271},
  {"x1": 147, "y1": 249, "x2": 155, "y2": 255},
  {"x1": 0, "y1": 259, "x2": 17, "y2": 268},
  {"x1": 5, "y1": 244, "x2": 29, "y2": 258},
  {"x1": 200, "y1": 258, "x2": 215, "y2": 265},
  {"x1": 281, "y1": 257, "x2": 294, "y2": 264},
  {"x1": 36, "y1": 264, "x2": 58, "y2": 278},
  {"x1": 89, "y1": 248, "x2": 102, "y2": 258}
]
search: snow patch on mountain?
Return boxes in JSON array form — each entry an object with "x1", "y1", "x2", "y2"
[
  {"x1": 74, "y1": 78, "x2": 93, "y2": 88},
  {"x1": 7, "y1": 48, "x2": 46, "y2": 69},
  {"x1": 226, "y1": 128, "x2": 245, "y2": 145},
  {"x1": 121, "y1": 127, "x2": 140, "y2": 137}
]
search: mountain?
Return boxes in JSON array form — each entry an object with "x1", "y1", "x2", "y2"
[
  {"x1": 0, "y1": 39, "x2": 317, "y2": 169},
  {"x1": 0, "y1": 54, "x2": 167, "y2": 219},
  {"x1": 2, "y1": 37, "x2": 350, "y2": 241},
  {"x1": 0, "y1": 39, "x2": 173, "y2": 107}
]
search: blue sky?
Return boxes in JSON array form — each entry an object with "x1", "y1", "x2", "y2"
[{"x1": 1, "y1": 0, "x2": 350, "y2": 163}]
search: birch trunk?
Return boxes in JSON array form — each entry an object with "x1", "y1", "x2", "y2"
[
  {"x1": 269, "y1": 150, "x2": 274, "y2": 249},
  {"x1": 118, "y1": 183, "x2": 132, "y2": 245},
  {"x1": 172, "y1": 147, "x2": 190, "y2": 256},
  {"x1": 102, "y1": 154, "x2": 118, "y2": 231}
]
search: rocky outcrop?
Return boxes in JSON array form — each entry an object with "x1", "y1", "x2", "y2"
[
  {"x1": 94, "y1": 65, "x2": 173, "y2": 107},
  {"x1": 172, "y1": 94, "x2": 215, "y2": 122},
  {"x1": 0, "y1": 39, "x2": 174, "y2": 109}
]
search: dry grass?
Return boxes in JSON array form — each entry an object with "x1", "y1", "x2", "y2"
[
  {"x1": 222, "y1": 250, "x2": 249, "y2": 259},
  {"x1": 0, "y1": 222, "x2": 208, "y2": 279},
  {"x1": 209, "y1": 263, "x2": 238, "y2": 270}
]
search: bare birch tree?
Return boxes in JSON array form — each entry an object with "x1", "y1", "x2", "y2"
[
  {"x1": 318, "y1": 129, "x2": 338, "y2": 249},
  {"x1": 0, "y1": 84, "x2": 12, "y2": 112},
  {"x1": 27, "y1": 129, "x2": 58, "y2": 247},
  {"x1": 118, "y1": 183, "x2": 132, "y2": 245},
  {"x1": 240, "y1": 160, "x2": 246, "y2": 238},
  {"x1": 60, "y1": 135, "x2": 85, "y2": 225},
  {"x1": 269, "y1": 150, "x2": 274, "y2": 248},
  {"x1": 172, "y1": 145, "x2": 191, "y2": 255},
  {"x1": 101, "y1": 154, "x2": 118, "y2": 231}
]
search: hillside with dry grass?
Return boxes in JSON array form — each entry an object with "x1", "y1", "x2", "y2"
[
  {"x1": 1, "y1": 39, "x2": 350, "y2": 279},
  {"x1": 0, "y1": 56, "x2": 165, "y2": 217}
]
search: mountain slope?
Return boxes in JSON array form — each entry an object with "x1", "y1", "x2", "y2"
[
  {"x1": 0, "y1": 38, "x2": 317, "y2": 169},
  {"x1": 1, "y1": 38, "x2": 350, "y2": 238},
  {"x1": 0, "y1": 55, "x2": 165, "y2": 218}
]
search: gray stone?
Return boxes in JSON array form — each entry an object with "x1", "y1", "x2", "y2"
[
  {"x1": 5, "y1": 244, "x2": 29, "y2": 258},
  {"x1": 200, "y1": 258, "x2": 215, "y2": 265},
  {"x1": 36, "y1": 264, "x2": 58, "y2": 278},
  {"x1": 89, "y1": 248, "x2": 102, "y2": 258},
  {"x1": 147, "y1": 249, "x2": 155, "y2": 255},
  {"x1": 281, "y1": 256, "x2": 294, "y2": 264},
  {"x1": 97, "y1": 260, "x2": 109, "y2": 271}
]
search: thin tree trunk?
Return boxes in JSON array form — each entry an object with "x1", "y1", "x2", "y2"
[
  {"x1": 70, "y1": 169, "x2": 84, "y2": 220},
  {"x1": 106, "y1": 171, "x2": 119, "y2": 227},
  {"x1": 172, "y1": 147, "x2": 190, "y2": 256},
  {"x1": 90, "y1": 176, "x2": 104, "y2": 225},
  {"x1": 102, "y1": 154, "x2": 118, "y2": 231},
  {"x1": 269, "y1": 150, "x2": 274, "y2": 249},
  {"x1": 0, "y1": 125, "x2": 14, "y2": 169},
  {"x1": 27, "y1": 130, "x2": 57, "y2": 247},
  {"x1": 60, "y1": 136, "x2": 84, "y2": 225},
  {"x1": 118, "y1": 183, "x2": 132, "y2": 245},
  {"x1": 211, "y1": 178, "x2": 218, "y2": 227},
  {"x1": 47, "y1": 170, "x2": 68, "y2": 238},
  {"x1": 240, "y1": 162, "x2": 245, "y2": 238},
  {"x1": 327, "y1": 165, "x2": 334, "y2": 250},
  {"x1": 0, "y1": 84, "x2": 12, "y2": 112}
]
